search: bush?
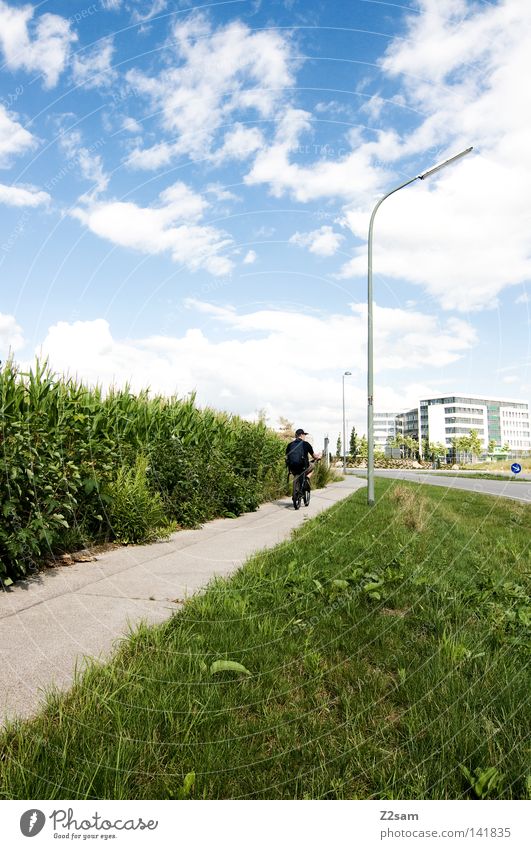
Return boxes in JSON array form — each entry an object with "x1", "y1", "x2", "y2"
[{"x1": 105, "y1": 457, "x2": 171, "y2": 544}]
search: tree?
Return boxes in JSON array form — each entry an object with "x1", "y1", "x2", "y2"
[
  {"x1": 277, "y1": 417, "x2": 294, "y2": 442},
  {"x1": 402, "y1": 435, "x2": 418, "y2": 459},
  {"x1": 349, "y1": 426, "x2": 358, "y2": 459},
  {"x1": 468, "y1": 429, "x2": 482, "y2": 459},
  {"x1": 487, "y1": 438, "x2": 496, "y2": 454},
  {"x1": 452, "y1": 435, "x2": 472, "y2": 463},
  {"x1": 358, "y1": 434, "x2": 368, "y2": 459},
  {"x1": 502, "y1": 442, "x2": 511, "y2": 453},
  {"x1": 388, "y1": 434, "x2": 404, "y2": 455},
  {"x1": 429, "y1": 441, "x2": 447, "y2": 460},
  {"x1": 336, "y1": 434, "x2": 342, "y2": 460}
]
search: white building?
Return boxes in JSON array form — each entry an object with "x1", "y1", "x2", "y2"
[
  {"x1": 418, "y1": 394, "x2": 530, "y2": 453},
  {"x1": 373, "y1": 411, "x2": 401, "y2": 449},
  {"x1": 375, "y1": 394, "x2": 530, "y2": 456}
]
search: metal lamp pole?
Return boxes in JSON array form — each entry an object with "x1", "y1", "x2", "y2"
[
  {"x1": 342, "y1": 370, "x2": 351, "y2": 474},
  {"x1": 367, "y1": 147, "x2": 473, "y2": 506}
]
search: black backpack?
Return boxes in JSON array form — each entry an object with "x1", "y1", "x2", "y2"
[{"x1": 286, "y1": 439, "x2": 306, "y2": 474}]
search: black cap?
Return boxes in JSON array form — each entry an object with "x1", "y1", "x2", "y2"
[{"x1": 295, "y1": 428, "x2": 308, "y2": 436}]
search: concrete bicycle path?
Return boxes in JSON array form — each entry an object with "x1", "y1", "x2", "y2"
[{"x1": 0, "y1": 476, "x2": 365, "y2": 726}]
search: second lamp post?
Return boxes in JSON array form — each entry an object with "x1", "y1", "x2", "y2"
[{"x1": 342, "y1": 370, "x2": 351, "y2": 474}]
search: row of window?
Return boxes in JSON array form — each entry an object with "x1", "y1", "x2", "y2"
[
  {"x1": 422, "y1": 397, "x2": 528, "y2": 411},
  {"x1": 444, "y1": 406, "x2": 484, "y2": 415},
  {"x1": 445, "y1": 417, "x2": 484, "y2": 425},
  {"x1": 446, "y1": 427, "x2": 485, "y2": 435}
]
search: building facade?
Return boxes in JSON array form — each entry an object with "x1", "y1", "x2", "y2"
[
  {"x1": 418, "y1": 394, "x2": 530, "y2": 453},
  {"x1": 373, "y1": 411, "x2": 400, "y2": 449},
  {"x1": 377, "y1": 394, "x2": 530, "y2": 456}
]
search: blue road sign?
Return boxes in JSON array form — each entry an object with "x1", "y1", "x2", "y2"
[{"x1": 511, "y1": 463, "x2": 522, "y2": 474}]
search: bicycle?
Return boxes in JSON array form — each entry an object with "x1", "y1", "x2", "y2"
[{"x1": 291, "y1": 460, "x2": 318, "y2": 510}]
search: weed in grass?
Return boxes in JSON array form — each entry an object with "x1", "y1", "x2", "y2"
[
  {"x1": 389, "y1": 484, "x2": 429, "y2": 532},
  {"x1": 460, "y1": 765, "x2": 505, "y2": 799},
  {"x1": 440, "y1": 630, "x2": 485, "y2": 664}
]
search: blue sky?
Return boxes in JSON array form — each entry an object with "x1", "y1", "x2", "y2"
[{"x1": 0, "y1": 0, "x2": 530, "y2": 446}]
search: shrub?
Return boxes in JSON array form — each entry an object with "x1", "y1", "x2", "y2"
[{"x1": 105, "y1": 457, "x2": 171, "y2": 544}]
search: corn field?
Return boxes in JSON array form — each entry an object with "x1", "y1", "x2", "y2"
[{"x1": 0, "y1": 359, "x2": 286, "y2": 586}]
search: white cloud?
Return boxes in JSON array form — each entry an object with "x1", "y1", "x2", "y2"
[
  {"x1": 253, "y1": 225, "x2": 276, "y2": 238},
  {"x1": 122, "y1": 116, "x2": 142, "y2": 134},
  {"x1": 210, "y1": 125, "x2": 264, "y2": 164},
  {"x1": 290, "y1": 225, "x2": 344, "y2": 257},
  {"x1": 243, "y1": 250, "x2": 257, "y2": 264},
  {"x1": 37, "y1": 301, "x2": 477, "y2": 441},
  {"x1": 125, "y1": 141, "x2": 176, "y2": 171},
  {"x1": 515, "y1": 292, "x2": 529, "y2": 305},
  {"x1": 125, "y1": 15, "x2": 294, "y2": 166},
  {"x1": 331, "y1": 0, "x2": 531, "y2": 311},
  {"x1": 72, "y1": 36, "x2": 116, "y2": 89},
  {"x1": 73, "y1": 181, "x2": 233, "y2": 275},
  {"x1": 240, "y1": 1, "x2": 531, "y2": 311},
  {"x1": 129, "y1": 0, "x2": 167, "y2": 23},
  {"x1": 338, "y1": 153, "x2": 531, "y2": 311},
  {"x1": 59, "y1": 131, "x2": 109, "y2": 199},
  {"x1": 205, "y1": 183, "x2": 239, "y2": 202},
  {"x1": 0, "y1": 0, "x2": 76, "y2": 88},
  {"x1": 0, "y1": 183, "x2": 50, "y2": 207},
  {"x1": 0, "y1": 312, "x2": 24, "y2": 352},
  {"x1": 0, "y1": 105, "x2": 37, "y2": 168},
  {"x1": 245, "y1": 108, "x2": 388, "y2": 202}
]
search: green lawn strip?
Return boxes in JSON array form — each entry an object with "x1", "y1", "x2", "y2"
[
  {"x1": 428, "y1": 473, "x2": 527, "y2": 482},
  {"x1": 1, "y1": 480, "x2": 529, "y2": 800}
]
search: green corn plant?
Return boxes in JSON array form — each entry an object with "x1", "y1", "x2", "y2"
[{"x1": 0, "y1": 358, "x2": 288, "y2": 583}]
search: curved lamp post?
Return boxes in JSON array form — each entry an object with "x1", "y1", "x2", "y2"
[
  {"x1": 367, "y1": 147, "x2": 473, "y2": 506},
  {"x1": 342, "y1": 370, "x2": 351, "y2": 474}
]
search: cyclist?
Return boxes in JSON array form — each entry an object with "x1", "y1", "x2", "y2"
[{"x1": 285, "y1": 428, "x2": 322, "y2": 487}]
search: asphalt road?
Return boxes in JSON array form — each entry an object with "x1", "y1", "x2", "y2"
[{"x1": 348, "y1": 469, "x2": 531, "y2": 503}]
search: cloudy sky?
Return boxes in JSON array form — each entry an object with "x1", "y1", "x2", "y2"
[{"x1": 0, "y1": 0, "x2": 530, "y2": 446}]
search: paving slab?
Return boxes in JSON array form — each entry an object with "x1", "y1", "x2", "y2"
[{"x1": 0, "y1": 476, "x2": 364, "y2": 725}]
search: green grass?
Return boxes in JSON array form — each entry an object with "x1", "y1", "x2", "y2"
[
  {"x1": 351, "y1": 469, "x2": 528, "y2": 482},
  {"x1": 467, "y1": 460, "x2": 530, "y2": 472},
  {"x1": 429, "y1": 472, "x2": 528, "y2": 482},
  {"x1": 1, "y1": 480, "x2": 529, "y2": 800}
]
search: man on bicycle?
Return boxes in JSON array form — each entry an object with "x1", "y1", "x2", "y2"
[{"x1": 285, "y1": 428, "x2": 321, "y2": 486}]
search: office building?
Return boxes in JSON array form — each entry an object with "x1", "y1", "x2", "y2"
[
  {"x1": 418, "y1": 394, "x2": 530, "y2": 452},
  {"x1": 373, "y1": 411, "x2": 400, "y2": 449},
  {"x1": 377, "y1": 394, "x2": 530, "y2": 455}
]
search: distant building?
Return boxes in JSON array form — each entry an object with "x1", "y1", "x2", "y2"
[
  {"x1": 373, "y1": 411, "x2": 400, "y2": 449},
  {"x1": 376, "y1": 394, "x2": 530, "y2": 457},
  {"x1": 418, "y1": 394, "x2": 530, "y2": 454}
]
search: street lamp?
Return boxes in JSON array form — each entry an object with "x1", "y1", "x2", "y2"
[
  {"x1": 367, "y1": 147, "x2": 473, "y2": 506},
  {"x1": 342, "y1": 370, "x2": 352, "y2": 474}
]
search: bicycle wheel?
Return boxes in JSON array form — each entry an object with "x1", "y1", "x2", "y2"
[
  {"x1": 292, "y1": 476, "x2": 302, "y2": 510},
  {"x1": 303, "y1": 477, "x2": 311, "y2": 506}
]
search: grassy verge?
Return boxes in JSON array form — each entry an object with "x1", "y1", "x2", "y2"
[
  {"x1": 467, "y1": 461, "x2": 530, "y2": 473},
  {"x1": 350, "y1": 469, "x2": 527, "y2": 482},
  {"x1": 1, "y1": 480, "x2": 529, "y2": 800},
  {"x1": 429, "y1": 472, "x2": 528, "y2": 482}
]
